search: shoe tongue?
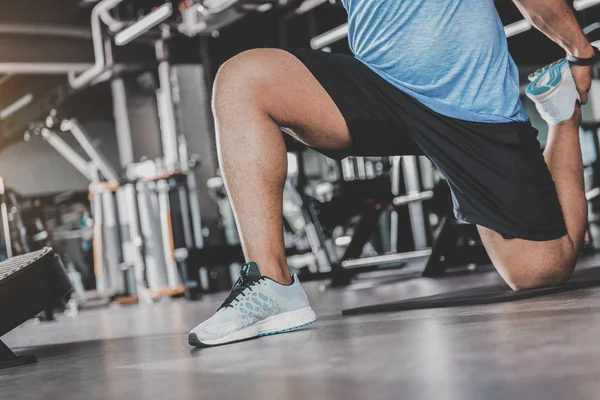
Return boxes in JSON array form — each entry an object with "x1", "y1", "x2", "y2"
[{"x1": 240, "y1": 262, "x2": 262, "y2": 281}]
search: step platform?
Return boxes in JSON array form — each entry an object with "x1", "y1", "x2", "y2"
[{"x1": 0, "y1": 248, "x2": 72, "y2": 370}]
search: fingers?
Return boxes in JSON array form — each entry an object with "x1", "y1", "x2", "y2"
[
  {"x1": 578, "y1": 77, "x2": 592, "y2": 104},
  {"x1": 570, "y1": 64, "x2": 593, "y2": 105}
]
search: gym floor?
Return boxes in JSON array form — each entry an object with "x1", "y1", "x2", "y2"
[{"x1": 3, "y1": 258, "x2": 600, "y2": 400}]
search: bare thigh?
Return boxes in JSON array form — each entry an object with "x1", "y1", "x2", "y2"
[{"x1": 214, "y1": 48, "x2": 352, "y2": 152}]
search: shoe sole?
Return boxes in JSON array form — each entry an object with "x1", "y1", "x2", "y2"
[
  {"x1": 527, "y1": 63, "x2": 568, "y2": 100},
  {"x1": 526, "y1": 62, "x2": 579, "y2": 124},
  {"x1": 188, "y1": 306, "x2": 317, "y2": 347}
]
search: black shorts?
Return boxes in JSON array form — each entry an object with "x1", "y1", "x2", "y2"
[{"x1": 287, "y1": 49, "x2": 567, "y2": 241}]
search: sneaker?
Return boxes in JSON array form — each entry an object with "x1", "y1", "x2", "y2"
[
  {"x1": 526, "y1": 59, "x2": 579, "y2": 125},
  {"x1": 188, "y1": 262, "x2": 317, "y2": 347}
]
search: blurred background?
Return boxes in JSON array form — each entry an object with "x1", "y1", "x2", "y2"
[
  {"x1": 4, "y1": 2, "x2": 600, "y2": 399},
  {"x1": 0, "y1": 0, "x2": 599, "y2": 310}
]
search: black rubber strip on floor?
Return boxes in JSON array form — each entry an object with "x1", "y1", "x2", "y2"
[{"x1": 341, "y1": 267, "x2": 600, "y2": 316}]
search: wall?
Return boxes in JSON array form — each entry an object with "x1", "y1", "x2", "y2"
[
  {"x1": 0, "y1": 120, "x2": 119, "y2": 195},
  {"x1": 124, "y1": 79, "x2": 164, "y2": 162}
]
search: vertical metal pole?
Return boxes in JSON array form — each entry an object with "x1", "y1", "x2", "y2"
[
  {"x1": 177, "y1": 184, "x2": 194, "y2": 248},
  {"x1": 7, "y1": 192, "x2": 30, "y2": 253},
  {"x1": 419, "y1": 157, "x2": 435, "y2": 190},
  {"x1": 112, "y1": 76, "x2": 143, "y2": 296},
  {"x1": 155, "y1": 33, "x2": 184, "y2": 287},
  {"x1": 584, "y1": 80, "x2": 600, "y2": 246},
  {"x1": 101, "y1": 189, "x2": 125, "y2": 293},
  {"x1": 90, "y1": 170, "x2": 107, "y2": 293},
  {"x1": 136, "y1": 181, "x2": 169, "y2": 291},
  {"x1": 365, "y1": 159, "x2": 375, "y2": 179},
  {"x1": 111, "y1": 78, "x2": 135, "y2": 167},
  {"x1": 403, "y1": 156, "x2": 428, "y2": 250},
  {"x1": 116, "y1": 186, "x2": 143, "y2": 296},
  {"x1": 155, "y1": 34, "x2": 179, "y2": 172},
  {"x1": 389, "y1": 156, "x2": 401, "y2": 254},
  {"x1": 157, "y1": 179, "x2": 181, "y2": 289},
  {"x1": 92, "y1": 195, "x2": 106, "y2": 293},
  {"x1": 178, "y1": 135, "x2": 190, "y2": 173},
  {"x1": 341, "y1": 158, "x2": 356, "y2": 181},
  {"x1": 0, "y1": 179, "x2": 12, "y2": 259},
  {"x1": 588, "y1": 80, "x2": 600, "y2": 122},
  {"x1": 177, "y1": 134, "x2": 203, "y2": 248},
  {"x1": 355, "y1": 157, "x2": 367, "y2": 180},
  {"x1": 186, "y1": 171, "x2": 204, "y2": 248},
  {"x1": 123, "y1": 183, "x2": 147, "y2": 287}
]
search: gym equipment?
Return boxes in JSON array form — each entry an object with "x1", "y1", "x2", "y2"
[
  {"x1": 69, "y1": 0, "x2": 176, "y2": 89},
  {"x1": 128, "y1": 167, "x2": 200, "y2": 299},
  {"x1": 178, "y1": 1, "x2": 245, "y2": 37},
  {"x1": 0, "y1": 179, "x2": 14, "y2": 259},
  {"x1": 579, "y1": 122, "x2": 600, "y2": 250},
  {"x1": 333, "y1": 156, "x2": 488, "y2": 283},
  {"x1": 195, "y1": 0, "x2": 304, "y2": 16},
  {"x1": 178, "y1": 0, "x2": 306, "y2": 37},
  {"x1": 52, "y1": 5, "x2": 210, "y2": 302},
  {"x1": 39, "y1": 108, "x2": 202, "y2": 302},
  {"x1": 89, "y1": 181, "x2": 127, "y2": 295},
  {"x1": 68, "y1": 0, "x2": 127, "y2": 89},
  {"x1": 198, "y1": 0, "x2": 241, "y2": 15},
  {"x1": 0, "y1": 182, "x2": 42, "y2": 259},
  {"x1": 420, "y1": 210, "x2": 490, "y2": 277},
  {"x1": 294, "y1": 152, "x2": 436, "y2": 285},
  {"x1": 0, "y1": 248, "x2": 72, "y2": 369},
  {"x1": 342, "y1": 266, "x2": 600, "y2": 316},
  {"x1": 39, "y1": 116, "x2": 130, "y2": 298},
  {"x1": 286, "y1": 135, "x2": 489, "y2": 286},
  {"x1": 122, "y1": 31, "x2": 208, "y2": 299},
  {"x1": 114, "y1": 3, "x2": 173, "y2": 46}
]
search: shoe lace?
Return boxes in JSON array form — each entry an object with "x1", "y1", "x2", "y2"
[{"x1": 220, "y1": 276, "x2": 263, "y2": 309}]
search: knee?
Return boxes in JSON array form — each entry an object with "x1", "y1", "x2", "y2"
[
  {"x1": 213, "y1": 49, "x2": 283, "y2": 110},
  {"x1": 509, "y1": 257, "x2": 576, "y2": 291}
]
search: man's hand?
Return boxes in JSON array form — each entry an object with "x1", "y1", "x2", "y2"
[
  {"x1": 571, "y1": 64, "x2": 592, "y2": 105},
  {"x1": 513, "y1": 0, "x2": 594, "y2": 103}
]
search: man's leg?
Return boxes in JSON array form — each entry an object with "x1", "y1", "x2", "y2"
[
  {"x1": 213, "y1": 48, "x2": 351, "y2": 284},
  {"x1": 478, "y1": 109, "x2": 587, "y2": 290},
  {"x1": 191, "y1": 48, "x2": 422, "y2": 346}
]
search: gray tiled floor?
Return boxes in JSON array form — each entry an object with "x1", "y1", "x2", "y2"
[{"x1": 3, "y1": 260, "x2": 600, "y2": 400}]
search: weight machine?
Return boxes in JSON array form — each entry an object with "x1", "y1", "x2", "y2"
[
  {"x1": 59, "y1": 0, "x2": 214, "y2": 301},
  {"x1": 283, "y1": 136, "x2": 490, "y2": 287}
]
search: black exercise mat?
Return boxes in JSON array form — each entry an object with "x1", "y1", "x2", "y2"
[{"x1": 342, "y1": 267, "x2": 600, "y2": 316}]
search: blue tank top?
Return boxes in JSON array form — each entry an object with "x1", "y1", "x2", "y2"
[{"x1": 341, "y1": 0, "x2": 529, "y2": 123}]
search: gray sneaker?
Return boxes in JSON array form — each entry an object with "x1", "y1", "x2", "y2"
[{"x1": 188, "y1": 262, "x2": 316, "y2": 347}]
